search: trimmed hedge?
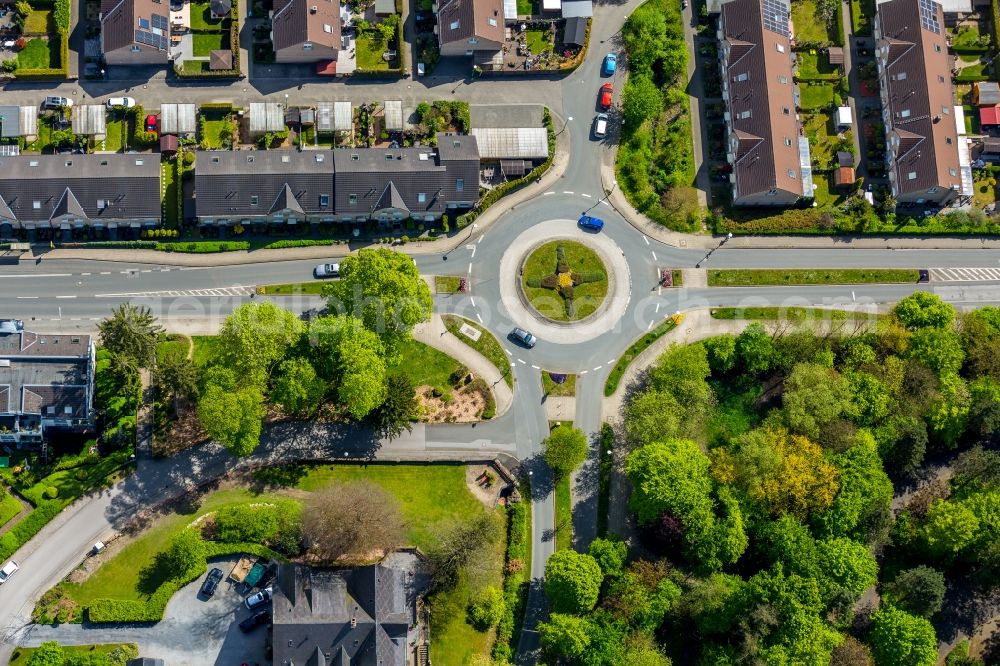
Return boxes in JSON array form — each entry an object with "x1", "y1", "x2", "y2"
[
  {"x1": 260, "y1": 239, "x2": 344, "y2": 249},
  {"x1": 0, "y1": 501, "x2": 62, "y2": 562},
  {"x1": 87, "y1": 542, "x2": 284, "y2": 624},
  {"x1": 492, "y1": 500, "x2": 530, "y2": 662}
]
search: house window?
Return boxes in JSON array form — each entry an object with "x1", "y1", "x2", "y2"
[
  {"x1": 417, "y1": 192, "x2": 427, "y2": 203},
  {"x1": 64, "y1": 406, "x2": 72, "y2": 414},
  {"x1": 349, "y1": 194, "x2": 358, "y2": 204},
  {"x1": 934, "y1": 44, "x2": 941, "y2": 52},
  {"x1": 33, "y1": 200, "x2": 41, "y2": 209},
  {"x1": 949, "y1": 168, "x2": 958, "y2": 176},
  {"x1": 782, "y1": 107, "x2": 790, "y2": 115},
  {"x1": 778, "y1": 75, "x2": 788, "y2": 84},
  {"x1": 250, "y1": 196, "x2": 259, "y2": 206},
  {"x1": 29, "y1": 160, "x2": 38, "y2": 167},
  {"x1": 766, "y1": 189, "x2": 778, "y2": 196},
  {"x1": 323, "y1": 23, "x2": 332, "y2": 32},
  {"x1": 46, "y1": 406, "x2": 55, "y2": 415},
  {"x1": 281, "y1": 154, "x2": 290, "y2": 163},
  {"x1": 784, "y1": 137, "x2": 793, "y2": 146},
  {"x1": 946, "y1": 137, "x2": 952, "y2": 144},
  {"x1": 938, "y1": 75, "x2": 945, "y2": 83},
  {"x1": 488, "y1": 17, "x2": 497, "y2": 25},
  {"x1": 97, "y1": 199, "x2": 106, "y2": 210},
  {"x1": 351, "y1": 153, "x2": 359, "y2": 160},
  {"x1": 893, "y1": 72, "x2": 907, "y2": 81},
  {"x1": 787, "y1": 169, "x2": 796, "y2": 179},
  {"x1": 776, "y1": 44, "x2": 784, "y2": 53},
  {"x1": 320, "y1": 194, "x2": 330, "y2": 206},
  {"x1": 456, "y1": 178, "x2": 465, "y2": 191},
  {"x1": 942, "y1": 106, "x2": 950, "y2": 114},
  {"x1": 735, "y1": 72, "x2": 748, "y2": 82},
  {"x1": 900, "y1": 109, "x2": 911, "y2": 118},
  {"x1": 738, "y1": 110, "x2": 751, "y2": 119},
  {"x1": 469, "y1": 37, "x2": 479, "y2": 44},
  {"x1": 928, "y1": 187, "x2": 938, "y2": 194},
  {"x1": 450, "y1": 20, "x2": 460, "y2": 29},
  {"x1": 386, "y1": 153, "x2": 394, "y2": 160},
  {"x1": 907, "y1": 171, "x2": 917, "y2": 180},
  {"x1": 131, "y1": 45, "x2": 140, "y2": 52},
  {"x1": 303, "y1": 43, "x2": 313, "y2": 50},
  {"x1": 211, "y1": 156, "x2": 220, "y2": 163}
]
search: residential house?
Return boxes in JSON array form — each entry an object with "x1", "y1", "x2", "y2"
[
  {"x1": 100, "y1": 0, "x2": 170, "y2": 66},
  {"x1": 271, "y1": 563, "x2": 412, "y2": 666},
  {"x1": 0, "y1": 154, "x2": 161, "y2": 237},
  {"x1": 0, "y1": 320, "x2": 96, "y2": 449},
  {"x1": 438, "y1": 0, "x2": 504, "y2": 62},
  {"x1": 271, "y1": 0, "x2": 341, "y2": 64},
  {"x1": 874, "y1": 0, "x2": 971, "y2": 205},
  {"x1": 718, "y1": 0, "x2": 814, "y2": 206}
]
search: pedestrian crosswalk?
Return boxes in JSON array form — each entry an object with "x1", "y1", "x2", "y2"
[
  {"x1": 96, "y1": 286, "x2": 256, "y2": 298},
  {"x1": 929, "y1": 268, "x2": 1000, "y2": 282}
]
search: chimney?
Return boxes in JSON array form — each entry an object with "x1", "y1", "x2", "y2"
[{"x1": 310, "y1": 4, "x2": 317, "y2": 11}]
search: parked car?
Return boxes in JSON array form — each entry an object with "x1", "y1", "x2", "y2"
[
  {"x1": 200, "y1": 567, "x2": 224, "y2": 597},
  {"x1": 0, "y1": 560, "x2": 18, "y2": 584},
  {"x1": 593, "y1": 113, "x2": 608, "y2": 139},
  {"x1": 244, "y1": 586, "x2": 273, "y2": 610},
  {"x1": 43, "y1": 96, "x2": 72, "y2": 109},
  {"x1": 598, "y1": 83, "x2": 613, "y2": 110},
  {"x1": 602, "y1": 53, "x2": 617, "y2": 76},
  {"x1": 510, "y1": 327, "x2": 537, "y2": 348},
  {"x1": 144, "y1": 114, "x2": 157, "y2": 134},
  {"x1": 578, "y1": 215, "x2": 605, "y2": 232},
  {"x1": 106, "y1": 97, "x2": 136, "y2": 109},
  {"x1": 313, "y1": 262, "x2": 340, "y2": 278},
  {"x1": 238, "y1": 610, "x2": 271, "y2": 633}
]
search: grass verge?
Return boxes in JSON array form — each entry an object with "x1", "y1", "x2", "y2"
[
  {"x1": 0, "y1": 491, "x2": 22, "y2": 529},
  {"x1": 10, "y1": 644, "x2": 138, "y2": 666},
  {"x1": 256, "y1": 282, "x2": 326, "y2": 295},
  {"x1": 604, "y1": 319, "x2": 679, "y2": 396},
  {"x1": 555, "y1": 475, "x2": 572, "y2": 551},
  {"x1": 443, "y1": 315, "x2": 513, "y2": 389},
  {"x1": 541, "y1": 371, "x2": 576, "y2": 397},
  {"x1": 707, "y1": 268, "x2": 920, "y2": 286},
  {"x1": 435, "y1": 275, "x2": 462, "y2": 294},
  {"x1": 709, "y1": 306, "x2": 883, "y2": 321},
  {"x1": 396, "y1": 339, "x2": 463, "y2": 395}
]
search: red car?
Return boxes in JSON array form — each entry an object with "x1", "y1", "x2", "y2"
[
  {"x1": 598, "y1": 83, "x2": 613, "y2": 110},
  {"x1": 144, "y1": 114, "x2": 157, "y2": 134}
]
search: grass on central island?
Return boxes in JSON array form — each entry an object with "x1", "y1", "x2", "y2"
[
  {"x1": 521, "y1": 240, "x2": 608, "y2": 322},
  {"x1": 707, "y1": 268, "x2": 920, "y2": 286}
]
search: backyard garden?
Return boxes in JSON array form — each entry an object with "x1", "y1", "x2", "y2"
[
  {"x1": 790, "y1": 0, "x2": 843, "y2": 46},
  {"x1": 1, "y1": 0, "x2": 69, "y2": 77}
]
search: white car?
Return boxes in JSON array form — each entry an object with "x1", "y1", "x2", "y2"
[
  {"x1": 106, "y1": 97, "x2": 136, "y2": 109},
  {"x1": 313, "y1": 262, "x2": 340, "y2": 278},
  {"x1": 244, "y1": 586, "x2": 273, "y2": 610},
  {"x1": 0, "y1": 560, "x2": 19, "y2": 584}
]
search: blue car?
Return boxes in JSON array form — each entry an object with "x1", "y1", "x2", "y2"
[
  {"x1": 602, "y1": 53, "x2": 617, "y2": 76},
  {"x1": 578, "y1": 215, "x2": 605, "y2": 232}
]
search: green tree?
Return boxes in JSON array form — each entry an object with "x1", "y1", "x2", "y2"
[
  {"x1": 156, "y1": 346, "x2": 199, "y2": 417},
  {"x1": 538, "y1": 613, "x2": 592, "y2": 659},
  {"x1": 26, "y1": 642, "x2": 65, "y2": 666},
  {"x1": 782, "y1": 363, "x2": 852, "y2": 439},
  {"x1": 271, "y1": 357, "x2": 326, "y2": 417},
  {"x1": 322, "y1": 248, "x2": 433, "y2": 362},
  {"x1": 588, "y1": 536, "x2": 628, "y2": 578},
  {"x1": 370, "y1": 372, "x2": 419, "y2": 440},
  {"x1": 868, "y1": 605, "x2": 938, "y2": 666},
  {"x1": 604, "y1": 561, "x2": 681, "y2": 632},
  {"x1": 704, "y1": 334, "x2": 737, "y2": 374},
  {"x1": 160, "y1": 529, "x2": 206, "y2": 575},
  {"x1": 831, "y1": 636, "x2": 874, "y2": 666},
  {"x1": 926, "y1": 373, "x2": 971, "y2": 447},
  {"x1": 814, "y1": 431, "x2": 893, "y2": 540},
  {"x1": 337, "y1": 327, "x2": 388, "y2": 419},
  {"x1": 885, "y1": 566, "x2": 946, "y2": 618},
  {"x1": 848, "y1": 371, "x2": 894, "y2": 426},
  {"x1": 197, "y1": 381, "x2": 266, "y2": 456},
  {"x1": 622, "y1": 75, "x2": 663, "y2": 129},
  {"x1": 816, "y1": 537, "x2": 878, "y2": 600},
  {"x1": 467, "y1": 585, "x2": 505, "y2": 630},
  {"x1": 883, "y1": 416, "x2": 929, "y2": 477},
  {"x1": 892, "y1": 292, "x2": 955, "y2": 330},
  {"x1": 626, "y1": 439, "x2": 713, "y2": 526},
  {"x1": 543, "y1": 425, "x2": 589, "y2": 479},
  {"x1": 735, "y1": 323, "x2": 774, "y2": 375},
  {"x1": 544, "y1": 548, "x2": 603, "y2": 614},
  {"x1": 98, "y1": 303, "x2": 164, "y2": 367},
  {"x1": 909, "y1": 328, "x2": 965, "y2": 378},
  {"x1": 624, "y1": 389, "x2": 682, "y2": 448},
  {"x1": 922, "y1": 499, "x2": 979, "y2": 557},
  {"x1": 217, "y1": 301, "x2": 302, "y2": 383},
  {"x1": 960, "y1": 310, "x2": 1000, "y2": 379}
]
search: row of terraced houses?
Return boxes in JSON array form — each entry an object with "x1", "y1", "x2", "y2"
[{"x1": 719, "y1": 0, "x2": 972, "y2": 207}]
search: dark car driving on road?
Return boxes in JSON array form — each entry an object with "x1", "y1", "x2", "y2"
[{"x1": 200, "y1": 568, "x2": 224, "y2": 597}]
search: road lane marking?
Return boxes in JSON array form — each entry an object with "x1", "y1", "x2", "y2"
[
  {"x1": 643, "y1": 236, "x2": 649, "y2": 245},
  {"x1": 655, "y1": 303, "x2": 660, "y2": 313},
  {"x1": 160, "y1": 268, "x2": 170, "y2": 272},
  {"x1": 470, "y1": 297, "x2": 476, "y2": 308},
  {"x1": 517, "y1": 358, "x2": 526, "y2": 364},
  {"x1": 468, "y1": 262, "x2": 473, "y2": 273},
  {"x1": 563, "y1": 191, "x2": 575, "y2": 195},
  {"x1": 56, "y1": 295, "x2": 76, "y2": 299},
  {"x1": 70, "y1": 317, "x2": 81, "y2": 321},
  {"x1": 0, "y1": 273, "x2": 71, "y2": 278},
  {"x1": 95, "y1": 286, "x2": 256, "y2": 298},
  {"x1": 100, "y1": 272, "x2": 111, "y2": 275},
  {"x1": 579, "y1": 370, "x2": 588, "y2": 375},
  {"x1": 476, "y1": 313, "x2": 483, "y2": 324},
  {"x1": 647, "y1": 320, "x2": 655, "y2": 330},
  {"x1": 81, "y1": 272, "x2": 90, "y2": 276},
  {"x1": 510, "y1": 362, "x2": 516, "y2": 368},
  {"x1": 852, "y1": 291, "x2": 856, "y2": 302},
  {"x1": 651, "y1": 251, "x2": 657, "y2": 261},
  {"x1": 16, "y1": 296, "x2": 38, "y2": 299},
  {"x1": 581, "y1": 193, "x2": 592, "y2": 198},
  {"x1": 531, "y1": 364, "x2": 540, "y2": 369},
  {"x1": 608, "y1": 358, "x2": 616, "y2": 364},
  {"x1": 470, "y1": 246, "x2": 477, "y2": 259}
]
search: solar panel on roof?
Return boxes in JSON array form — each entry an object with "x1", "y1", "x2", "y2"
[
  {"x1": 135, "y1": 30, "x2": 148, "y2": 45},
  {"x1": 761, "y1": 0, "x2": 790, "y2": 37},
  {"x1": 158, "y1": 35, "x2": 168, "y2": 48},
  {"x1": 151, "y1": 13, "x2": 168, "y2": 29},
  {"x1": 918, "y1": 0, "x2": 941, "y2": 34}
]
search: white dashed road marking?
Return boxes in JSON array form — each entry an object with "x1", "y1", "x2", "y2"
[
  {"x1": 579, "y1": 370, "x2": 589, "y2": 375},
  {"x1": 581, "y1": 193, "x2": 592, "y2": 198},
  {"x1": 531, "y1": 364, "x2": 540, "y2": 369}
]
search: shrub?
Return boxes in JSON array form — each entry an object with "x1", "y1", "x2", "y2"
[
  {"x1": 575, "y1": 271, "x2": 605, "y2": 284},
  {"x1": 541, "y1": 275, "x2": 558, "y2": 289},
  {"x1": 183, "y1": 151, "x2": 195, "y2": 166},
  {"x1": 43, "y1": 486, "x2": 58, "y2": 499},
  {"x1": 526, "y1": 277, "x2": 543, "y2": 288}
]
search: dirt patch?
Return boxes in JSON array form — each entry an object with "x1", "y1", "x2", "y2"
[
  {"x1": 417, "y1": 384, "x2": 485, "y2": 423},
  {"x1": 153, "y1": 405, "x2": 208, "y2": 458},
  {"x1": 465, "y1": 464, "x2": 505, "y2": 508}
]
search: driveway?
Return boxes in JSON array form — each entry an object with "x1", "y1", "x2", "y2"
[{"x1": 18, "y1": 557, "x2": 269, "y2": 666}]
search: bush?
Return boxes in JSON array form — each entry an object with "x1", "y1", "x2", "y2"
[
  {"x1": 526, "y1": 277, "x2": 543, "y2": 288},
  {"x1": 467, "y1": 586, "x2": 506, "y2": 629},
  {"x1": 43, "y1": 486, "x2": 58, "y2": 499}
]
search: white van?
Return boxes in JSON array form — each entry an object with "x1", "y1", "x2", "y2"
[
  {"x1": 594, "y1": 113, "x2": 608, "y2": 139},
  {"x1": 0, "y1": 560, "x2": 19, "y2": 584}
]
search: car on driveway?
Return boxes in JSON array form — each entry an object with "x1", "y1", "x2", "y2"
[
  {"x1": 145, "y1": 114, "x2": 157, "y2": 134},
  {"x1": 578, "y1": 215, "x2": 605, "y2": 232},
  {"x1": 43, "y1": 96, "x2": 72, "y2": 110},
  {"x1": 244, "y1": 586, "x2": 273, "y2": 610},
  {"x1": 510, "y1": 328, "x2": 537, "y2": 348},
  {"x1": 0, "y1": 560, "x2": 19, "y2": 584},
  {"x1": 598, "y1": 83, "x2": 613, "y2": 110},
  {"x1": 106, "y1": 97, "x2": 136, "y2": 109},
  {"x1": 238, "y1": 610, "x2": 271, "y2": 632},
  {"x1": 200, "y1": 567, "x2": 224, "y2": 597},
  {"x1": 313, "y1": 262, "x2": 340, "y2": 278},
  {"x1": 602, "y1": 53, "x2": 617, "y2": 76}
]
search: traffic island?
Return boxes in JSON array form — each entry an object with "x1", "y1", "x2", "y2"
[{"x1": 520, "y1": 240, "x2": 608, "y2": 322}]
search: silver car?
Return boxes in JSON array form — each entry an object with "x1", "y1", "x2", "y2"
[
  {"x1": 313, "y1": 262, "x2": 340, "y2": 278},
  {"x1": 511, "y1": 328, "x2": 537, "y2": 348},
  {"x1": 244, "y1": 586, "x2": 273, "y2": 610}
]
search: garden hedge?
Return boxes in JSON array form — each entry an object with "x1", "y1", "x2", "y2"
[{"x1": 492, "y1": 500, "x2": 529, "y2": 662}]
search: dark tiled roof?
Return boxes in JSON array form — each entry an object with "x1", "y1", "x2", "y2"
[
  {"x1": 209, "y1": 49, "x2": 233, "y2": 70},
  {"x1": 0, "y1": 326, "x2": 93, "y2": 420},
  {"x1": 720, "y1": 0, "x2": 805, "y2": 200},
  {"x1": 438, "y1": 0, "x2": 504, "y2": 46},
  {"x1": 0, "y1": 155, "x2": 160, "y2": 224},
  {"x1": 876, "y1": 0, "x2": 962, "y2": 195},
  {"x1": 272, "y1": 0, "x2": 340, "y2": 51},
  {"x1": 564, "y1": 16, "x2": 587, "y2": 46},
  {"x1": 210, "y1": 0, "x2": 231, "y2": 15},
  {"x1": 102, "y1": 0, "x2": 170, "y2": 57}
]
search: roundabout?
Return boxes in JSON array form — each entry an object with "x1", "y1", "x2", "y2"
[{"x1": 498, "y1": 218, "x2": 632, "y2": 344}]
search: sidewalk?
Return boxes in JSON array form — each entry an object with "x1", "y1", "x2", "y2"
[
  {"x1": 413, "y1": 314, "x2": 514, "y2": 418},
  {"x1": 22, "y1": 116, "x2": 572, "y2": 268}
]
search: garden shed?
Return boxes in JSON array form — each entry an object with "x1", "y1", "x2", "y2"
[
  {"x1": 980, "y1": 106, "x2": 1000, "y2": 127},
  {"x1": 72, "y1": 105, "x2": 107, "y2": 138},
  {"x1": 249, "y1": 102, "x2": 285, "y2": 135},
  {"x1": 0, "y1": 106, "x2": 37, "y2": 140},
  {"x1": 564, "y1": 16, "x2": 588, "y2": 46},
  {"x1": 209, "y1": 49, "x2": 233, "y2": 71},
  {"x1": 836, "y1": 105, "x2": 852, "y2": 130},
  {"x1": 826, "y1": 46, "x2": 843, "y2": 65},
  {"x1": 374, "y1": 0, "x2": 394, "y2": 15},
  {"x1": 383, "y1": 100, "x2": 403, "y2": 131},
  {"x1": 834, "y1": 166, "x2": 855, "y2": 188},
  {"x1": 159, "y1": 134, "x2": 178, "y2": 155},
  {"x1": 974, "y1": 81, "x2": 1000, "y2": 106},
  {"x1": 160, "y1": 103, "x2": 197, "y2": 136}
]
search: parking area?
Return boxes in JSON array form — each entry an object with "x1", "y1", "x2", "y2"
[{"x1": 21, "y1": 557, "x2": 270, "y2": 666}]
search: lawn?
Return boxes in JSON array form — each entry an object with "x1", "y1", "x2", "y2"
[
  {"x1": 958, "y1": 61, "x2": 990, "y2": 81},
  {"x1": 542, "y1": 371, "x2": 576, "y2": 397},
  {"x1": 802, "y1": 111, "x2": 838, "y2": 168},
  {"x1": 181, "y1": 60, "x2": 206, "y2": 74},
  {"x1": 798, "y1": 82, "x2": 835, "y2": 111},
  {"x1": 10, "y1": 644, "x2": 138, "y2": 666},
  {"x1": 191, "y1": 335, "x2": 222, "y2": 367},
  {"x1": 23, "y1": 9, "x2": 52, "y2": 34},
  {"x1": 791, "y1": 0, "x2": 838, "y2": 43},
  {"x1": 707, "y1": 268, "x2": 920, "y2": 286},
  {"x1": 257, "y1": 282, "x2": 327, "y2": 295},
  {"x1": 521, "y1": 240, "x2": 608, "y2": 322},
  {"x1": 395, "y1": 339, "x2": 462, "y2": 394},
  {"x1": 25, "y1": 118, "x2": 52, "y2": 152},
  {"x1": 850, "y1": 0, "x2": 875, "y2": 34},
  {"x1": 0, "y1": 491, "x2": 22, "y2": 530},
  {"x1": 435, "y1": 275, "x2": 462, "y2": 293},
  {"x1": 953, "y1": 25, "x2": 990, "y2": 52},
  {"x1": 604, "y1": 317, "x2": 679, "y2": 396},
  {"x1": 156, "y1": 334, "x2": 189, "y2": 362},
  {"x1": 526, "y1": 29, "x2": 552, "y2": 54},
  {"x1": 443, "y1": 315, "x2": 513, "y2": 389},
  {"x1": 189, "y1": 0, "x2": 226, "y2": 30},
  {"x1": 516, "y1": 0, "x2": 539, "y2": 15},
  {"x1": 16, "y1": 37, "x2": 57, "y2": 69},
  {"x1": 103, "y1": 118, "x2": 126, "y2": 153},
  {"x1": 796, "y1": 51, "x2": 839, "y2": 80},
  {"x1": 555, "y1": 475, "x2": 572, "y2": 550},
  {"x1": 192, "y1": 32, "x2": 228, "y2": 57},
  {"x1": 973, "y1": 175, "x2": 996, "y2": 209},
  {"x1": 417, "y1": 0, "x2": 433, "y2": 9},
  {"x1": 357, "y1": 34, "x2": 390, "y2": 70},
  {"x1": 811, "y1": 172, "x2": 845, "y2": 209},
  {"x1": 199, "y1": 111, "x2": 232, "y2": 149},
  {"x1": 710, "y1": 306, "x2": 881, "y2": 320}
]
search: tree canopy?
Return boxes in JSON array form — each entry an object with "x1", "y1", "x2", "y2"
[
  {"x1": 98, "y1": 303, "x2": 164, "y2": 368},
  {"x1": 544, "y1": 549, "x2": 604, "y2": 614},
  {"x1": 544, "y1": 425, "x2": 589, "y2": 479}
]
